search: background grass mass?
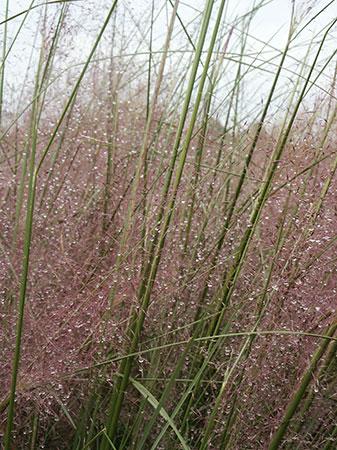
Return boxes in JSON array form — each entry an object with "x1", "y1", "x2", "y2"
[{"x1": 0, "y1": 0, "x2": 337, "y2": 448}]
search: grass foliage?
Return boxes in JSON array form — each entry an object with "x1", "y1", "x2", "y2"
[{"x1": 0, "y1": 0, "x2": 337, "y2": 448}]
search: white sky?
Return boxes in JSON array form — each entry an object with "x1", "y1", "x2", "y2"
[{"x1": 1, "y1": 0, "x2": 336, "y2": 119}]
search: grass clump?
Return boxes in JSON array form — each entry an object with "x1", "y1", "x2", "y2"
[{"x1": 0, "y1": 1, "x2": 337, "y2": 449}]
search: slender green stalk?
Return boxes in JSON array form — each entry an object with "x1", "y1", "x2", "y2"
[
  {"x1": 0, "y1": 0, "x2": 9, "y2": 126},
  {"x1": 150, "y1": 340, "x2": 220, "y2": 449},
  {"x1": 177, "y1": 9, "x2": 295, "y2": 429},
  {"x1": 268, "y1": 319, "x2": 337, "y2": 450},
  {"x1": 30, "y1": 412, "x2": 39, "y2": 450},
  {"x1": 103, "y1": 2, "x2": 224, "y2": 445},
  {"x1": 204, "y1": 195, "x2": 291, "y2": 449},
  {"x1": 107, "y1": 0, "x2": 179, "y2": 307},
  {"x1": 4, "y1": 3, "x2": 119, "y2": 447},
  {"x1": 323, "y1": 420, "x2": 337, "y2": 450},
  {"x1": 209, "y1": 17, "x2": 336, "y2": 340},
  {"x1": 4, "y1": 36, "x2": 44, "y2": 450},
  {"x1": 291, "y1": 336, "x2": 337, "y2": 440},
  {"x1": 192, "y1": 12, "x2": 293, "y2": 326}
]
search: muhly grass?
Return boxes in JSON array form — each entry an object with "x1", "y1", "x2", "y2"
[{"x1": 0, "y1": 0, "x2": 337, "y2": 449}]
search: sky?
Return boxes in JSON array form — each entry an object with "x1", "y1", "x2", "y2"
[{"x1": 1, "y1": 0, "x2": 336, "y2": 119}]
